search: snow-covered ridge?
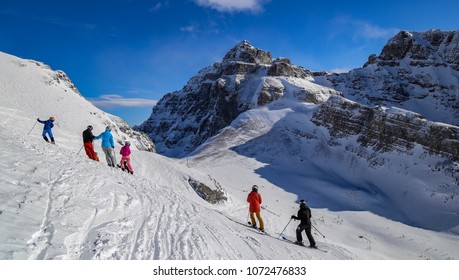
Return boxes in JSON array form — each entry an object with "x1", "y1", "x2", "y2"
[
  {"x1": 314, "y1": 29, "x2": 459, "y2": 126},
  {"x1": 0, "y1": 51, "x2": 155, "y2": 152}
]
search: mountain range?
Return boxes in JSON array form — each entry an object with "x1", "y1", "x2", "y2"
[{"x1": 0, "y1": 29, "x2": 458, "y2": 260}]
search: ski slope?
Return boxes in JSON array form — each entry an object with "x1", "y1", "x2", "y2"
[{"x1": 1, "y1": 106, "x2": 458, "y2": 260}]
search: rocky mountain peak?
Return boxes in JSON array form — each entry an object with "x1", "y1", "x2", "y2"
[
  {"x1": 317, "y1": 29, "x2": 459, "y2": 126},
  {"x1": 222, "y1": 40, "x2": 273, "y2": 64},
  {"x1": 367, "y1": 29, "x2": 459, "y2": 69}
]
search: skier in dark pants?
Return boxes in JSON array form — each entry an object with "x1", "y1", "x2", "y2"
[{"x1": 291, "y1": 200, "x2": 317, "y2": 248}]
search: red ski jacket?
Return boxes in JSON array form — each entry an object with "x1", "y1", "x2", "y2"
[{"x1": 247, "y1": 191, "x2": 262, "y2": 212}]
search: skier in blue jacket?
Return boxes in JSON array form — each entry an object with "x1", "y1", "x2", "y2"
[
  {"x1": 94, "y1": 126, "x2": 116, "y2": 167},
  {"x1": 37, "y1": 117, "x2": 55, "y2": 144}
]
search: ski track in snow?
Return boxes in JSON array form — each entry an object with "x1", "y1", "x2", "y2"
[{"x1": 1, "y1": 108, "x2": 458, "y2": 260}]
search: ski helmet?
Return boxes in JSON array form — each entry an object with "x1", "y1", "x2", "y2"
[
  {"x1": 87, "y1": 125, "x2": 93, "y2": 130},
  {"x1": 252, "y1": 185, "x2": 259, "y2": 191},
  {"x1": 299, "y1": 200, "x2": 306, "y2": 208},
  {"x1": 125, "y1": 140, "x2": 130, "y2": 145},
  {"x1": 106, "y1": 126, "x2": 111, "y2": 131}
]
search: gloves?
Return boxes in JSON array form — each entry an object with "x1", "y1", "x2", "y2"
[
  {"x1": 37, "y1": 118, "x2": 39, "y2": 121},
  {"x1": 112, "y1": 146, "x2": 115, "y2": 148},
  {"x1": 291, "y1": 215, "x2": 296, "y2": 219}
]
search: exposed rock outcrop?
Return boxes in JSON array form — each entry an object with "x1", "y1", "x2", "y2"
[
  {"x1": 315, "y1": 30, "x2": 459, "y2": 126},
  {"x1": 312, "y1": 96, "x2": 459, "y2": 161}
]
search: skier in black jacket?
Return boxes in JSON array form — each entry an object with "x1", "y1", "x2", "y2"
[
  {"x1": 82, "y1": 125, "x2": 99, "y2": 161},
  {"x1": 291, "y1": 200, "x2": 317, "y2": 248}
]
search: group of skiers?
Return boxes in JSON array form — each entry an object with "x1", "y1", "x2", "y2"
[
  {"x1": 247, "y1": 185, "x2": 318, "y2": 248},
  {"x1": 36, "y1": 117, "x2": 317, "y2": 248},
  {"x1": 36, "y1": 117, "x2": 134, "y2": 174}
]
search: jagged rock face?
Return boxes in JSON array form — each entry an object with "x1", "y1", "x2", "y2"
[
  {"x1": 137, "y1": 41, "x2": 337, "y2": 157},
  {"x1": 267, "y1": 58, "x2": 311, "y2": 78},
  {"x1": 315, "y1": 30, "x2": 459, "y2": 126},
  {"x1": 222, "y1": 40, "x2": 272, "y2": 64},
  {"x1": 312, "y1": 96, "x2": 459, "y2": 161},
  {"x1": 377, "y1": 30, "x2": 459, "y2": 69}
]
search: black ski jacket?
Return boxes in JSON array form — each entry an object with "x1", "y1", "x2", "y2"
[
  {"x1": 292, "y1": 207, "x2": 312, "y2": 227},
  {"x1": 83, "y1": 129, "x2": 95, "y2": 143}
]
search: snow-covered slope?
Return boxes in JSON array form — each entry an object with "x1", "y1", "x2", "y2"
[
  {"x1": 1, "y1": 103, "x2": 458, "y2": 260},
  {"x1": 190, "y1": 97, "x2": 459, "y2": 232},
  {"x1": 0, "y1": 51, "x2": 155, "y2": 152}
]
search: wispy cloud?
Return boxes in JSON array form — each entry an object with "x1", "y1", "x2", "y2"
[
  {"x1": 329, "y1": 68, "x2": 351, "y2": 74},
  {"x1": 179, "y1": 21, "x2": 219, "y2": 35},
  {"x1": 193, "y1": 0, "x2": 268, "y2": 13},
  {"x1": 180, "y1": 24, "x2": 198, "y2": 33},
  {"x1": 333, "y1": 16, "x2": 399, "y2": 40},
  {"x1": 90, "y1": 95, "x2": 157, "y2": 109},
  {"x1": 149, "y1": 1, "x2": 170, "y2": 12}
]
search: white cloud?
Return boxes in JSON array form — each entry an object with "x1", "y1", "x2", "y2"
[
  {"x1": 333, "y1": 16, "x2": 399, "y2": 40},
  {"x1": 329, "y1": 68, "x2": 351, "y2": 74},
  {"x1": 149, "y1": 1, "x2": 170, "y2": 12},
  {"x1": 193, "y1": 0, "x2": 267, "y2": 13},
  {"x1": 90, "y1": 95, "x2": 157, "y2": 109},
  {"x1": 180, "y1": 24, "x2": 197, "y2": 33}
]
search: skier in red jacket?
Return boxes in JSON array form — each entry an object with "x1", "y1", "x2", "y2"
[{"x1": 247, "y1": 185, "x2": 264, "y2": 232}]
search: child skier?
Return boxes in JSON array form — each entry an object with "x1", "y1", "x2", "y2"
[
  {"x1": 119, "y1": 140, "x2": 134, "y2": 175},
  {"x1": 37, "y1": 116, "x2": 55, "y2": 144}
]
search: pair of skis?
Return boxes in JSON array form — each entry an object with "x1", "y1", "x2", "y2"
[{"x1": 245, "y1": 222, "x2": 327, "y2": 253}]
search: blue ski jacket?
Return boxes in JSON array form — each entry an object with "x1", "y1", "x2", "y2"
[
  {"x1": 38, "y1": 119, "x2": 54, "y2": 130},
  {"x1": 94, "y1": 129, "x2": 115, "y2": 148}
]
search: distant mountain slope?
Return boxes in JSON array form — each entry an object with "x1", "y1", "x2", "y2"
[
  {"x1": 136, "y1": 41, "x2": 340, "y2": 157},
  {"x1": 0, "y1": 51, "x2": 155, "y2": 152},
  {"x1": 190, "y1": 95, "x2": 459, "y2": 233},
  {"x1": 314, "y1": 30, "x2": 459, "y2": 126}
]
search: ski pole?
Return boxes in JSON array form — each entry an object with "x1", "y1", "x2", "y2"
[
  {"x1": 77, "y1": 145, "x2": 84, "y2": 155},
  {"x1": 278, "y1": 218, "x2": 293, "y2": 239},
  {"x1": 312, "y1": 224, "x2": 325, "y2": 238},
  {"x1": 28, "y1": 121, "x2": 37, "y2": 135},
  {"x1": 261, "y1": 205, "x2": 280, "y2": 217},
  {"x1": 247, "y1": 211, "x2": 251, "y2": 225}
]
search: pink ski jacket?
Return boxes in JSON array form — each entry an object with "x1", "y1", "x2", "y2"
[{"x1": 120, "y1": 145, "x2": 131, "y2": 157}]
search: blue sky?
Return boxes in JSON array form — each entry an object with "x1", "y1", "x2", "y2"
[{"x1": 1, "y1": 0, "x2": 458, "y2": 125}]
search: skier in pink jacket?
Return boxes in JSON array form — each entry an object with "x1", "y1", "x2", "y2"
[{"x1": 119, "y1": 140, "x2": 134, "y2": 174}]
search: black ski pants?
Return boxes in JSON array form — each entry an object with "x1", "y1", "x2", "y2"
[{"x1": 296, "y1": 224, "x2": 316, "y2": 246}]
